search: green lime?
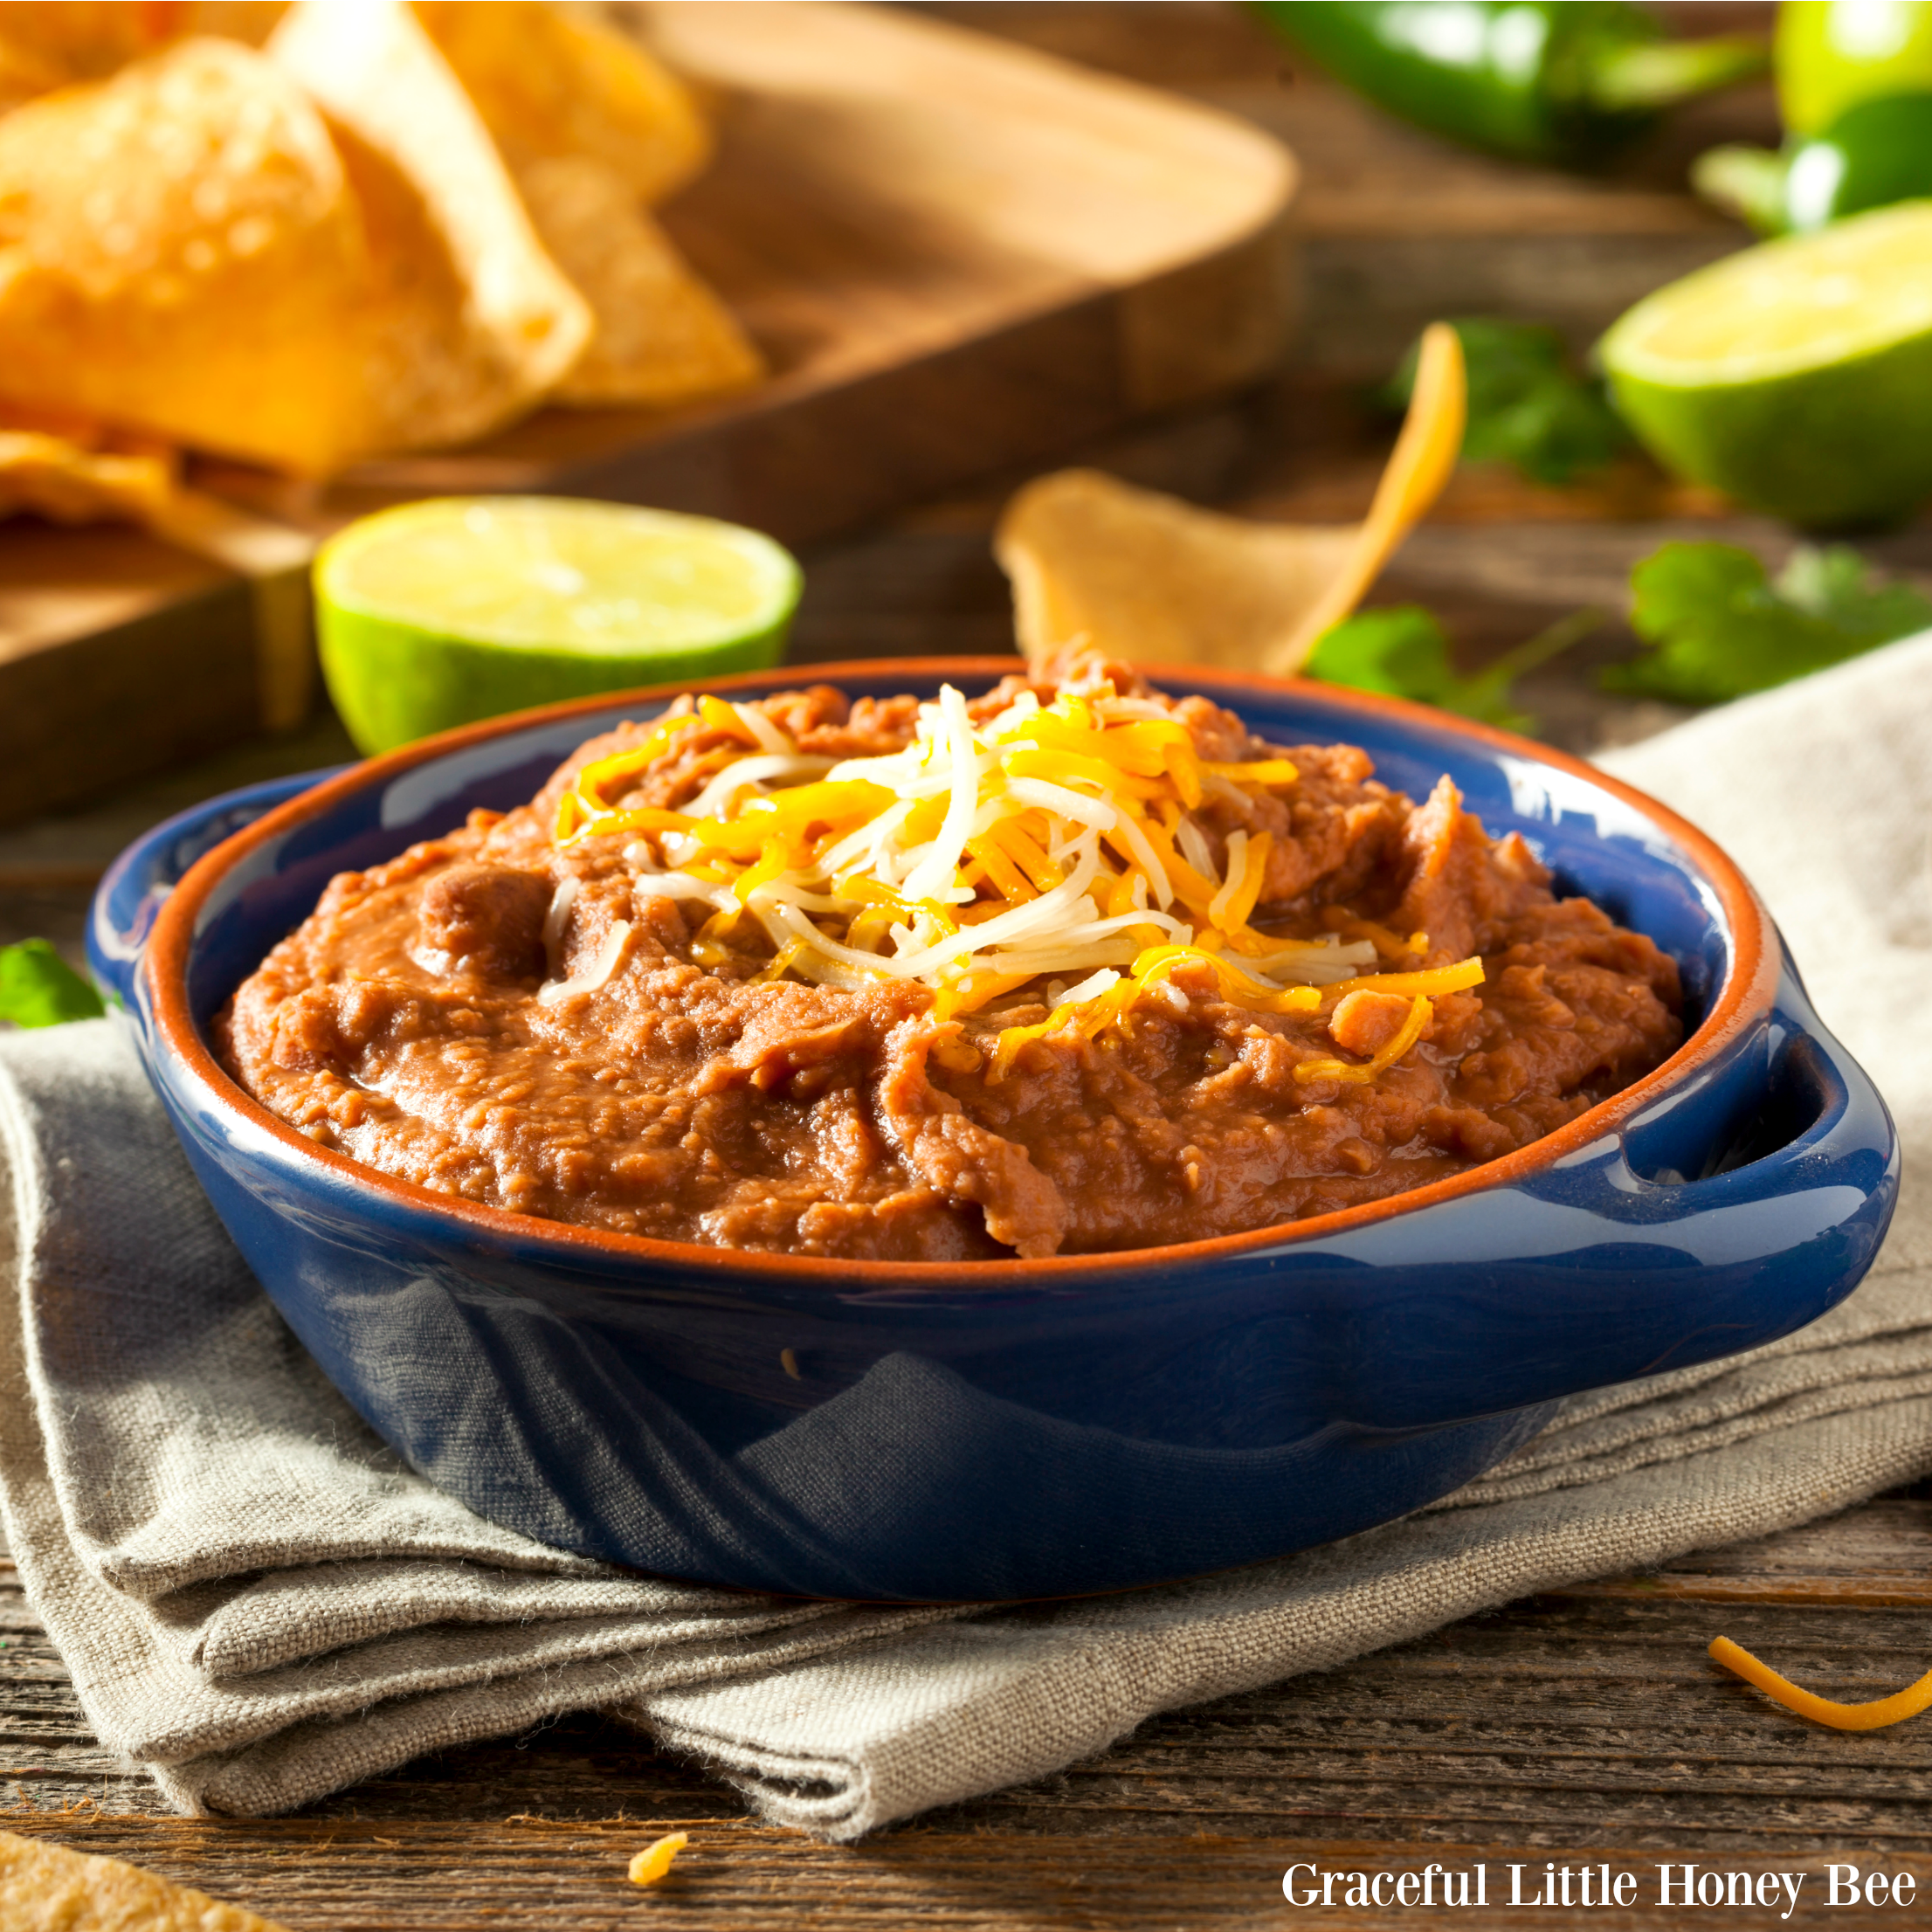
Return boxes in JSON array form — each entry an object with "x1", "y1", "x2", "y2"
[
  {"x1": 1777, "y1": 0, "x2": 1932, "y2": 135},
  {"x1": 1600, "y1": 203, "x2": 1932, "y2": 528},
  {"x1": 315, "y1": 497, "x2": 802, "y2": 753}
]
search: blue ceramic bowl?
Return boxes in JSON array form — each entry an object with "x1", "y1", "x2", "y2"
[{"x1": 92, "y1": 660, "x2": 1898, "y2": 1601}]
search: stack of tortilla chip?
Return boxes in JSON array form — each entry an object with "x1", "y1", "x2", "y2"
[{"x1": 0, "y1": 0, "x2": 762, "y2": 519}]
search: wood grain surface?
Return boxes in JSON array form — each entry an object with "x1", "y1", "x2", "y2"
[
  {"x1": 8, "y1": 6, "x2": 1932, "y2": 1926},
  {"x1": 10, "y1": 1488, "x2": 1932, "y2": 1929}
]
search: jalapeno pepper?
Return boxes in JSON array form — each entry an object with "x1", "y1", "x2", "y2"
[
  {"x1": 1777, "y1": 0, "x2": 1932, "y2": 135},
  {"x1": 1694, "y1": 89, "x2": 1932, "y2": 233},
  {"x1": 1252, "y1": 2, "x2": 1769, "y2": 168}
]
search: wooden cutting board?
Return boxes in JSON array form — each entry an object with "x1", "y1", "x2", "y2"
[{"x1": 0, "y1": 0, "x2": 1295, "y2": 825}]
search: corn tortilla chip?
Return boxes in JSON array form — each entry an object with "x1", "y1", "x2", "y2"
[
  {"x1": 0, "y1": 1828, "x2": 295, "y2": 1932},
  {"x1": 413, "y1": 0, "x2": 710, "y2": 205},
  {"x1": 0, "y1": 3, "x2": 162, "y2": 86},
  {"x1": 0, "y1": 2, "x2": 735, "y2": 470},
  {"x1": 0, "y1": 3, "x2": 284, "y2": 68},
  {"x1": 0, "y1": 3, "x2": 286, "y2": 107},
  {"x1": 179, "y1": 2, "x2": 290, "y2": 44},
  {"x1": 999, "y1": 471, "x2": 1357, "y2": 675},
  {"x1": 519, "y1": 154, "x2": 762, "y2": 407},
  {"x1": 0, "y1": 33, "x2": 67, "y2": 114},
  {"x1": 268, "y1": 0, "x2": 592, "y2": 461},
  {"x1": 0, "y1": 429, "x2": 177, "y2": 524},
  {"x1": 997, "y1": 325, "x2": 1467, "y2": 676},
  {"x1": 0, "y1": 404, "x2": 315, "y2": 729},
  {"x1": 0, "y1": 38, "x2": 375, "y2": 473}
]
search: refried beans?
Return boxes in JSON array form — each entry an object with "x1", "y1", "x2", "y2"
[{"x1": 218, "y1": 659, "x2": 1682, "y2": 1259}]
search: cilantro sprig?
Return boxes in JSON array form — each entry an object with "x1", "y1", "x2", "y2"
[
  {"x1": 0, "y1": 940, "x2": 105, "y2": 1029},
  {"x1": 1608, "y1": 542, "x2": 1932, "y2": 706},
  {"x1": 1384, "y1": 318, "x2": 1633, "y2": 488},
  {"x1": 1308, "y1": 605, "x2": 1601, "y2": 734}
]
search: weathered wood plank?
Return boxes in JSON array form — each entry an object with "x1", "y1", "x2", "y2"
[
  {"x1": 13, "y1": 1503, "x2": 1932, "y2": 1863},
  {"x1": 1, "y1": 1815, "x2": 1926, "y2": 1932}
]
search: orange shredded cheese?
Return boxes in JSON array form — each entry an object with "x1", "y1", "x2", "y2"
[
  {"x1": 1320, "y1": 958, "x2": 1486, "y2": 1002},
  {"x1": 628, "y1": 1832, "x2": 689, "y2": 1887},
  {"x1": 542, "y1": 681, "x2": 1474, "y2": 1086},
  {"x1": 1295, "y1": 993, "x2": 1432, "y2": 1086},
  {"x1": 1204, "y1": 757, "x2": 1299, "y2": 786},
  {"x1": 1709, "y1": 1638, "x2": 1932, "y2": 1730},
  {"x1": 1321, "y1": 907, "x2": 1428, "y2": 962}
]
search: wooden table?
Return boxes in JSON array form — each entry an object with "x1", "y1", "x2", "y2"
[{"x1": 8, "y1": 7, "x2": 1932, "y2": 1925}]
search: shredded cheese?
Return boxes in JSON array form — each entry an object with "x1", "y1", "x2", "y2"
[
  {"x1": 628, "y1": 1832, "x2": 689, "y2": 1887},
  {"x1": 1709, "y1": 1638, "x2": 1932, "y2": 1731},
  {"x1": 541, "y1": 876, "x2": 578, "y2": 978},
  {"x1": 1295, "y1": 993, "x2": 1432, "y2": 1085},
  {"x1": 537, "y1": 920, "x2": 631, "y2": 1006},
  {"x1": 551, "y1": 683, "x2": 1485, "y2": 1077}
]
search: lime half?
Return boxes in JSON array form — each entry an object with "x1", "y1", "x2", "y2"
[
  {"x1": 1600, "y1": 202, "x2": 1932, "y2": 526},
  {"x1": 316, "y1": 497, "x2": 803, "y2": 753}
]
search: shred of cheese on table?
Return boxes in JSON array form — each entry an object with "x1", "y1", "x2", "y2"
[
  {"x1": 628, "y1": 1832, "x2": 689, "y2": 1887},
  {"x1": 1710, "y1": 1637, "x2": 1932, "y2": 1731}
]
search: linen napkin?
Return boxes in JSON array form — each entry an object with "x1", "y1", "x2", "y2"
[{"x1": 6, "y1": 631, "x2": 1932, "y2": 1836}]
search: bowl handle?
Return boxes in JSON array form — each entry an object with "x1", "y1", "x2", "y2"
[
  {"x1": 1533, "y1": 963, "x2": 1894, "y2": 1224},
  {"x1": 87, "y1": 771, "x2": 342, "y2": 1012},
  {"x1": 1501, "y1": 956, "x2": 1899, "y2": 1343},
  {"x1": 1320, "y1": 954, "x2": 1900, "y2": 1428}
]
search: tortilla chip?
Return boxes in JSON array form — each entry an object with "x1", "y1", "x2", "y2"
[
  {"x1": 0, "y1": 3, "x2": 280, "y2": 128},
  {"x1": 0, "y1": 3, "x2": 285, "y2": 107},
  {"x1": 413, "y1": 0, "x2": 710, "y2": 204},
  {"x1": 268, "y1": 0, "x2": 592, "y2": 459},
  {"x1": 0, "y1": 38, "x2": 375, "y2": 473},
  {"x1": 998, "y1": 472, "x2": 1356, "y2": 674},
  {"x1": 0, "y1": 3, "x2": 161, "y2": 86},
  {"x1": 996, "y1": 325, "x2": 1468, "y2": 676},
  {"x1": 0, "y1": 1828, "x2": 295, "y2": 1932},
  {"x1": 0, "y1": 430, "x2": 178, "y2": 524},
  {"x1": 519, "y1": 154, "x2": 762, "y2": 407},
  {"x1": 0, "y1": 32, "x2": 68, "y2": 114},
  {"x1": 181, "y1": 2, "x2": 290, "y2": 44}
]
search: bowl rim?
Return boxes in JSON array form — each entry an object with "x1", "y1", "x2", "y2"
[{"x1": 145, "y1": 655, "x2": 1777, "y2": 1286}]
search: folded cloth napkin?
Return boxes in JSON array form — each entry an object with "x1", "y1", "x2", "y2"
[{"x1": 6, "y1": 633, "x2": 1932, "y2": 1835}]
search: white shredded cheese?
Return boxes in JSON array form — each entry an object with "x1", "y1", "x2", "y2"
[
  {"x1": 902, "y1": 686, "x2": 981, "y2": 900},
  {"x1": 1176, "y1": 817, "x2": 1218, "y2": 882},
  {"x1": 538, "y1": 919, "x2": 632, "y2": 1006},
  {"x1": 1058, "y1": 968, "x2": 1121, "y2": 1008},
  {"x1": 1253, "y1": 939, "x2": 1380, "y2": 986},
  {"x1": 1105, "y1": 808, "x2": 1173, "y2": 909},
  {"x1": 732, "y1": 701, "x2": 795, "y2": 757},
  {"x1": 683, "y1": 753, "x2": 832, "y2": 821},
  {"x1": 1004, "y1": 776, "x2": 1117, "y2": 832},
  {"x1": 542, "y1": 876, "x2": 579, "y2": 976},
  {"x1": 636, "y1": 874, "x2": 735, "y2": 913}
]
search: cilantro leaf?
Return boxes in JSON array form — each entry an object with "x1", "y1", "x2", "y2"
[
  {"x1": 1383, "y1": 318, "x2": 1632, "y2": 487},
  {"x1": 0, "y1": 939, "x2": 106, "y2": 1029},
  {"x1": 1308, "y1": 604, "x2": 1599, "y2": 734},
  {"x1": 1607, "y1": 542, "x2": 1932, "y2": 705}
]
